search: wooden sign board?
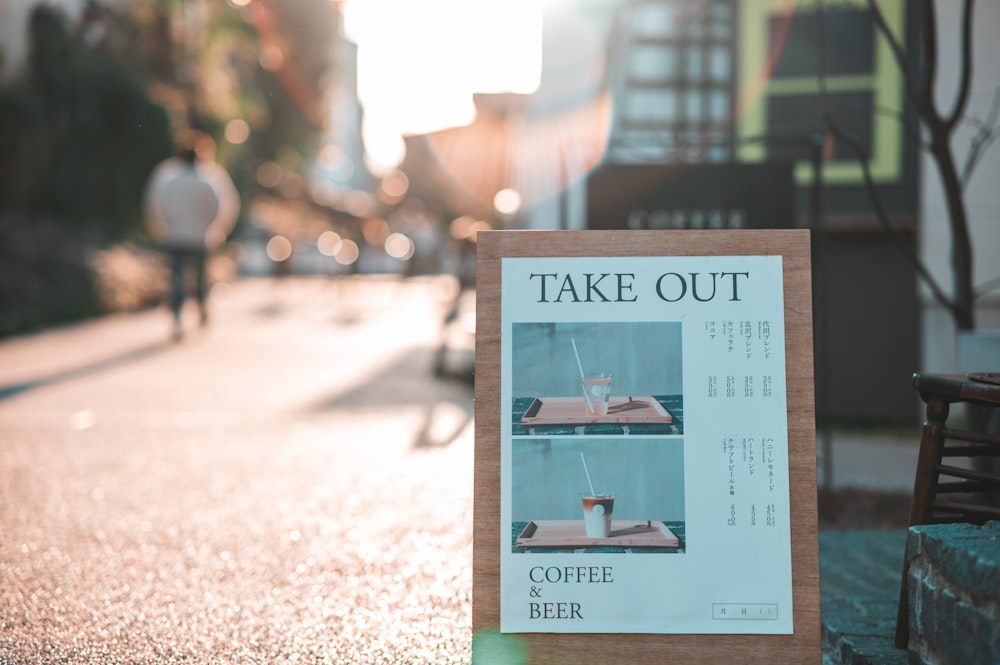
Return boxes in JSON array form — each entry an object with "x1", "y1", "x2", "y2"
[{"x1": 473, "y1": 230, "x2": 819, "y2": 664}]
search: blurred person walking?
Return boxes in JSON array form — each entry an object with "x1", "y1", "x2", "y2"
[{"x1": 144, "y1": 135, "x2": 240, "y2": 340}]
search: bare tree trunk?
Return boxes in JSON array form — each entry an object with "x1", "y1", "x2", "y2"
[
  {"x1": 862, "y1": 0, "x2": 979, "y2": 332},
  {"x1": 928, "y1": 130, "x2": 976, "y2": 330}
]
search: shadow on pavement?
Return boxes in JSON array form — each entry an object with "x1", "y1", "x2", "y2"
[
  {"x1": 303, "y1": 346, "x2": 474, "y2": 449},
  {"x1": 0, "y1": 340, "x2": 174, "y2": 401}
]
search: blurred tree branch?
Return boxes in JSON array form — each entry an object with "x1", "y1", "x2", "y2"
[{"x1": 816, "y1": 0, "x2": 997, "y2": 331}]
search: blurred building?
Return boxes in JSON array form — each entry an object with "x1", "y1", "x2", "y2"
[
  {"x1": 601, "y1": 0, "x2": 997, "y2": 424},
  {"x1": 308, "y1": 12, "x2": 375, "y2": 197},
  {"x1": 589, "y1": 0, "x2": 923, "y2": 424},
  {"x1": 0, "y1": 0, "x2": 81, "y2": 76},
  {"x1": 4, "y1": 0, "x2": 996, "y2": 423},
  {"x1": 397, "y1": 0, "x2": 998, "y2": 424}
]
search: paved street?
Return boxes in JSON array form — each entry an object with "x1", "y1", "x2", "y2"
[
  {"x1": 0, "y1": 276, "x2": 477, "y2": 664},
  {"x1": 0, "y1": 273, "x2": 923, "y2": 664}
]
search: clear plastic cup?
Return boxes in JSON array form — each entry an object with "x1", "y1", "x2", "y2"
[{"x1": 581, "y1": 372, "x2": 612, "y2": 416}]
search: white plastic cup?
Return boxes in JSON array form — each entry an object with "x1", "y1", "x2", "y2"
[{"x1": 581, "y1": 493, "x2": 614, "y2": 537}]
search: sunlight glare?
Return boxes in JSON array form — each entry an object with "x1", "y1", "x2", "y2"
[
  {"x1": 70, "y1": 409, "x2": 98, "y2": 431},
  {"x1": 343, "y1": 0, "x2": 542, "y2": 172}
]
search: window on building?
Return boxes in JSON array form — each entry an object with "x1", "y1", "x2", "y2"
[
  {"x1": 607, "y1": 0, "x2": 737, "y2": 164},
  {"x1": 737, "y1": 0, "x2": 907, "y2": 186}
]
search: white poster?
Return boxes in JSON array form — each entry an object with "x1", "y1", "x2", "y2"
[{"x1": 500, "y1": 256, "x2": 793, "y2": 634}]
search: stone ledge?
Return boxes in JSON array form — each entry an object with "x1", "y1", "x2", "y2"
[{"x1": 906, "y1": 521, "x2": 1000, "y2": 665}]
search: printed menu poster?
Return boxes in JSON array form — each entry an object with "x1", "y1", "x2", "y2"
[{"x1": 500, "y1": 256, "x2": 793, "y2": 634}]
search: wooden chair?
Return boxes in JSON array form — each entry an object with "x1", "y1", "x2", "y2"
[{"x1": 894, "y1": 372, "x2": 1000, "y2": 649}]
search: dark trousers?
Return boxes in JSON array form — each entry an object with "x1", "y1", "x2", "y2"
[{"x1": 169, "y1": 247, "x2": 208, "y2": 323}]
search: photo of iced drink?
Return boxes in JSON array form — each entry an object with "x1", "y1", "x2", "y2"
[
  {"x1": 581, "y1": 372, "x2": 612, "y2": 416},
  {"x1": 581, "y1": 493, "x2": 614, "y2": 538}
]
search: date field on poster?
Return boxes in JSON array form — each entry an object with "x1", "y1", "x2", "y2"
[{"x1": 712, "y1": 604, "x2": 779, "y2": 620}]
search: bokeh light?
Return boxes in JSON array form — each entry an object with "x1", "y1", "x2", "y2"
[
  {"x1": 317, "y1": 231, "x2": 343, "y2": 257},
  {"x1": 266, "y1": 235, "x2": 293, "y2": 262},
  {"x1": 256, "y1": 161, "x2": 283, "y2": 188},
  {"x1": 361, "y1": 218, "x2": 390, "y2": 245},
  {"x1": 259, "y1": 44, "x2": 285, "y2": 71},
  {"x1": 317, "y1": 144, "x2": 354, "y2": 178},
  {"x1": 384, "y1": 232, "x2": 415, "y2": 260},
  {"x1": 449, "y1": 215, "x2": 476, "y2": 240},
  {"x1": 466, "y1": 220, "x2": 491, "y2": 242},
  {"x1": 471, "y1": 629, "x2": 528, "y2": 665},
  {"x1": 450, "y1": 216, "x2": 491, "y2": 243},
  {"x1": 224, "y1": 119, "x2": 250, "y2": 144},
  {"x1": 378, "y1": 169, "x2": 409, "y2": 203},
  {"x1": 334, "y1": 239, "x2": 360, "y2": 265},
  {"x1": 493, "y1": 188, "x2": 522, "y2": 215}
]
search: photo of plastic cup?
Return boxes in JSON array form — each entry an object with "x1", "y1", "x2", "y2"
[
  {"x1": 581, "y1": 493, "x2": 614, "y2": 538},
  {"x1": 581, "y1": 372, "x2": 612, "y2": 416}
]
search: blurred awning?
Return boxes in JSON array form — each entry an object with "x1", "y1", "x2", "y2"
[{"x1": 401, "y1": 87, "x2": 611, "y2": 222}]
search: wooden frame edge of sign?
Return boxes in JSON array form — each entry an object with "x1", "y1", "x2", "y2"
[{"x1": 473, "y1": 230, "x2": 819, "y2": 665}]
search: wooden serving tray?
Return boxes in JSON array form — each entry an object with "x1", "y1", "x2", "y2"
[
  {"x1": 516, "y1": 520, "x2": 680, "y2": 548},
  {"x1": 520, "y1": 396, "x2": 673, "y2": 425}
]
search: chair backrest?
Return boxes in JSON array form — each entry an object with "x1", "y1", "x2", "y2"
[{"x1": 912, "y1": 372, "x2": 1000, "y2": 525}]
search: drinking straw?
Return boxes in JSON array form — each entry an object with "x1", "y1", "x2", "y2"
[
  {"x1": 580, "y1": 452, "x2": 596, "y2": 497},
  {"x1": 571, "y1": 338, "x2": 586, "y2": 378},
  {"x1": 571, "y1": 338, "x2": 595, "y2": 412}
]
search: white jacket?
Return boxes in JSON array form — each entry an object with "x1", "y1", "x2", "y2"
[{"x1": 144, "y1": 158, "x2": 240, "y2": 250}]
